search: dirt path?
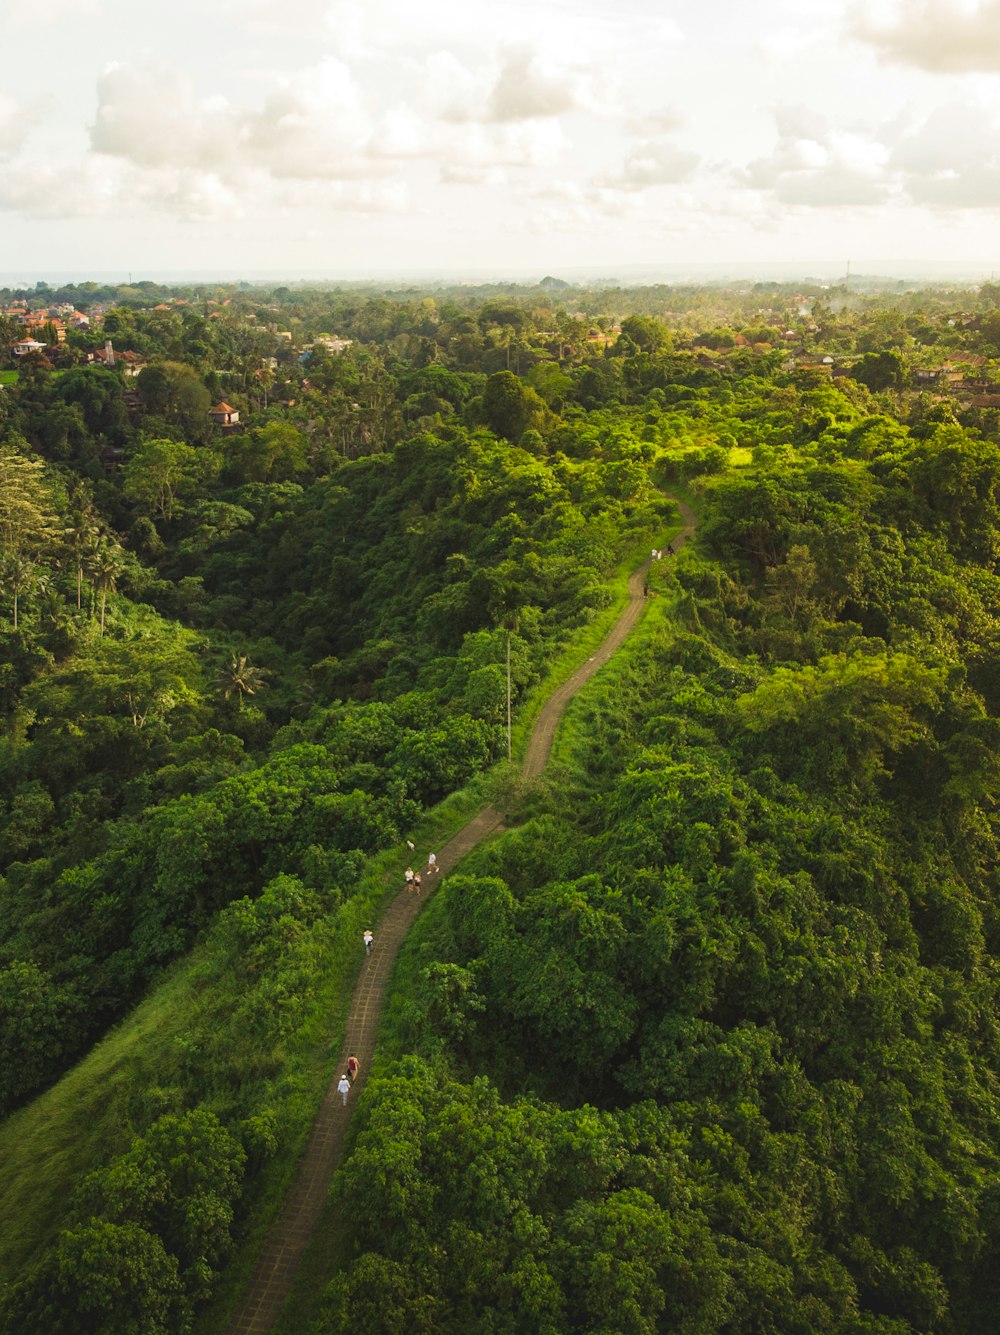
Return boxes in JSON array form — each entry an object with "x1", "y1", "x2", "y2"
[{"x1": 225, "y1": 497, "x2": 696, "y2": 1335}]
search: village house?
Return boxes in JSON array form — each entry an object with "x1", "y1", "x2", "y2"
[{"x1": 209, "y1": 401, "x2": 240, "y2": 428}]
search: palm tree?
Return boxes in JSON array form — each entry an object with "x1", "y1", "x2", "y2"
[
  {"x1": 66, "y1": 502, "x2": 101, "y2": 611},
  {"x1": 0, "y1": 551, "x2": 36, "y2": 629},
  {"x1": 219, "y1": 653, "x2": 270, "y2": 710},
  {"x1": 88, "y1": 538, "x2": 125, "y2": 636}
]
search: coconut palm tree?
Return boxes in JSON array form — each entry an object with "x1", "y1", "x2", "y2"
[
  {"x1": 88, "y1": 538, "x2": 125, "y2": 636},
  {"x1": 219, "y1": 653, "x2": 270, "y2": 710},
  {"x1": 66, "y1": 501, "x2": 101, "y2": 611},
  {"x1": 0, "y1": 551, "x2": 36, "y2": 629}
]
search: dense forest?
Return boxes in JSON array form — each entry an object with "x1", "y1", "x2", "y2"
[{"x1": 0, "y1": 276, "x2": 998, "y2": 1333}]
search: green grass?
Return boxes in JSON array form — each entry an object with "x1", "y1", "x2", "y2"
[
  {"x1": 549, "y1": 587, "x2": 683, "y2": 772},
  {"x1": 509, "y1": 498, "x2": 685, "y2": 760},
  {"x1": 0, "y1": 959, "x2": 204, "y2": 1278},
  {"x1": 0, "y1": 370, "x2": 18, "y2": 386}
]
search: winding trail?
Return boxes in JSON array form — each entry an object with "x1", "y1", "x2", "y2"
[{"x1": 225, "y1": 496, "x2": 697, "y2": 1335}]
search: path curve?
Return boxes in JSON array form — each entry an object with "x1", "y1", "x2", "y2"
[{"x1": 226, "y1": 495, "x2": 697, "y2": 1335}]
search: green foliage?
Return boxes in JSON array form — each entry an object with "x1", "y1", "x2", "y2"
[
  {"x1": 0, "y1": 962, "x2": 79, "y2": 1109},
  {"x1": 1, "y1": 1219, "x2": 189, "y2": 1335},
  {"x1": 1, "y1": 1109, "x2": 244, "y2": 1332},
  {"x1": 3, "y1": 280, "x2": 1000, "y2": 1334},
  {"x1": 121, "y1": 437, "x2": 207, "y2": 521}
]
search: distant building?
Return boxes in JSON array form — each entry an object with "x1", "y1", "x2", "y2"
[
  {"x1": 118, "y1": 350, "x2": 147, "y2": 377},
  {"x1": 209, "y1": 400, "x2": 240, "y2": 427},
  {"x1": 13, "y1": 339, "x2": 47, "y2": 356},
  {"x1": 313, "y1": 335, "x2": 352, "y2": 355}
]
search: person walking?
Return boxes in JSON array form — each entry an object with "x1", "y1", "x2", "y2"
[
  {"x1": 347, "y1": 1053, "x2": 360, "y2": 1083},
  {"x1": 363, "y1": 929, "x2": 374, "y2": 955},
  {"x1": 427, "y1": 852, "x2": 438, "y2": 876},
  {"x1": 337, "y1": 1074, "x2": 351, "y2": 1106},
  {"x1": 405, "y1": 867, "x2": 415, "y2": 891},
  {"x1": 413, "y1": 872, "x2": 422, "y2": 893}
]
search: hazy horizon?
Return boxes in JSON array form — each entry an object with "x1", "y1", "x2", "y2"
[{"x1": 2, "y1": 258, "x2": 998, "y2": 292}]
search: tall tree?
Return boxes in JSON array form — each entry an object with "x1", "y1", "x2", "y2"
[
  {"x1": 88, "y1": 537, "x2": 125, "y2": 636},
  {"x1": 66, "y1": 496, "x2": 102, "y2": 611},
  {"x1": 0, "y1": 551, "x2": 37, "y2": 629},
  {"x1": 122, "y1": 438, "x2": 202, "y2": 522},
  {"x1": 0, "y1": 445, "x2": 59, "y2": 561}
]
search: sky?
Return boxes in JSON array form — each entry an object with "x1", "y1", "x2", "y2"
[{"x1": 3, "y1": 0, "x2": 1000, "y2": 282}]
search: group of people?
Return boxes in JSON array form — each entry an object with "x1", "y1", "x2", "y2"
[
  {"x1": 349, "y1": 845, "x2": 443, "y2": 1108},
  {"x1": 404, "y1": 852, "x2": 438, "y2": 893},
  {"x1": 337, "y1": 1052, "x2": 361, "y2": 1105}
]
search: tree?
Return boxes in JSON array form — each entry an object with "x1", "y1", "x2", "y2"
[
  {"x1": 66, "y1": 496, "x2": 102, "y2": 611},
  {"x1": 482, "y1": 370, "x2": 531, "y2": 440},
  {"x1": 77, "y1": 1108, "x2": 246, "y2": 1294},
  {"x1": 122, "y1": 438, "x2": 202, "y2": 522},
  {"x1": 87, "y1": 537, "x2": 125, "y2": 635},
  {"x1": 54, "y1": 366, "x2": 130, "y2": 444},
  {"x1": 736, "y1": 651, "x2": 946, "y2": 788},
  {"x1": 763, "y1": 543, "x2": 819, "y2": 621},
  {"x1": 0, "y1": 444, "x2": 59, "y2": 560},
  {"x1": 850, "y1": 349, "x2": 904, "y2": 392},
  {"x1": 0, "y1": 961, "x2": 77, "y2": 1112},
  {"x1": 0, "y1": 550, "x2": 38, "y2": 628},
  {"x1": 218, "y1": 653, "x2": 269, "y2": 710},
  {"x1": 224, "y1": 422, "x2": 308, "y2": 483},
  {"x1": 0, "y1": 1220, "x2": 189, "y2": 1335},
  {"x1": 618, "y1": 315, "x2": 670, "y2": 354},
  {"x1": 482, "y1": 371, "x2": 549, "y2": 442},
  {"x1": 136, "y1": 361, "x2": 212, "y2": 437}
]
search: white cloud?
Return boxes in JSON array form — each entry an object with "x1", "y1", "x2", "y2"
[
  {"x1": 439, "y1": 118, "x2": 566, "y2": 181},
  {"x1": 90, "y1": 58, "x2": 380, "y2": 182},
  {"x1": 851, "y1": 0, "x2": 1000, "y2": 73},
  {"x1": 441, "y1": 163, "x2": 509, "y2": 186},
  {"x1": 261, "y1": 175, "x2": 409, "y2": 214},
  {"x1": 5, "y1": 0, "x2": 101, "y2": 26},
  {"x1": 7, "y1": 0, "x2": 1000, "y2": 271},
  {"x1": 610, "y1": 137, "x2": 699, "y2": 191},
  {"x1": 627, "y1": 108, "x2": 683, "y2": 137},
  {"x1": 234, "y1": 0, "x2": 335, "y2": 35},
  {"x1": 486, "y1": 46, "x2": 603, "y2": 122},
  {"x1": 370, "y1": 106, "x2": 426, "y2": 159},
  {"x1": 0, "y1": 95, "x2": 47, "y2": 159},
  {"x1": 742, "y1": 107, "x2": 892, "y2": 206},
  {"x1": 0, "y1": 156, "x2": 120, "y2": 219},
  {"x1": 415, "y1": 51, "x2": 482, "y2": 122},
  {"x1": 244, "y1": 59, "x2": 375, "y2": 179},
  {"x1": 892, "y1": 102, "x2": 1000, "y2": 207},
  {"x1": 90, "y1": 64, "x2": 239, "y2": 170}
]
